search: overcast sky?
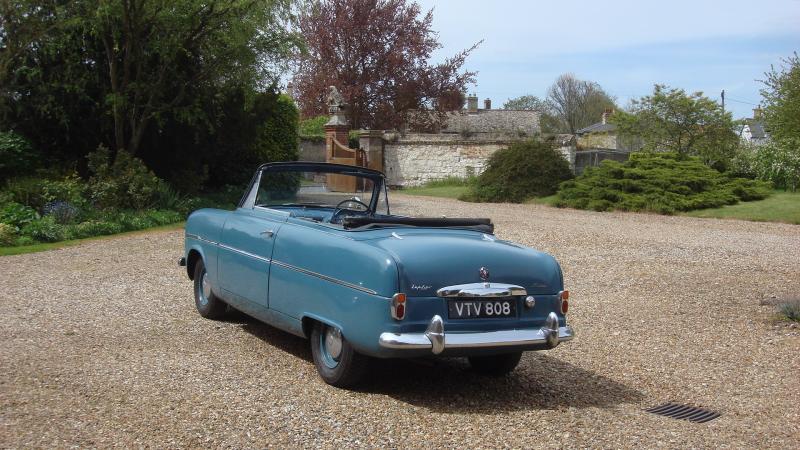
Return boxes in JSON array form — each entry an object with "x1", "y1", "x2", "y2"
[{"x1": 414, "y1": 0, "x2": 800, "y2": 119}]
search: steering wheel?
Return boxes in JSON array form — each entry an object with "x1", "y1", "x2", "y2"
[{"x1": 331, "y1": 198, "x2": 370, "y2": 223}]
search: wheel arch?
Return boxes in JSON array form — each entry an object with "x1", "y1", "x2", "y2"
[{"x1": 186, "y1": 248, "x2": 203, "y2": 280}]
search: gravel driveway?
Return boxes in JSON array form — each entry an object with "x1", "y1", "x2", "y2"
[{"x1": 2, "y1": 195, "x2": 799, "y2": 448}]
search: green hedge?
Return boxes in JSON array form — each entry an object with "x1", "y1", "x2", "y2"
[{"x1": 555, "y1": 152, "x2": 772, "y2": 214}]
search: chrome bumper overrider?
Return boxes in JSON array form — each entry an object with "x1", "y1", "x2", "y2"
[{"x1": 378, "y1": 312, "x2": 574, "y2": 355}]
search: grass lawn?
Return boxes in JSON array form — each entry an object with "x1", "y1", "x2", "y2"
[
  {"x1": 683, "y1": 191, "x2": 800, "y2": 224},
  {"x1": 0, "y1": 222, "x2": 185, "y2": 257}
]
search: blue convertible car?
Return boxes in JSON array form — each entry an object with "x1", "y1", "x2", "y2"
[{"x1": 181, "y1": 162, "x2": 574, "y2": 387}]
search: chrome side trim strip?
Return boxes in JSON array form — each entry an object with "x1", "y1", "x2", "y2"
[
  {"x1": 437, "y1": 282, "x2": 527, "y2": 298},
  {"x1": 186, "y1": 232, "x2": 377, "y2": 295},
  {"x1": 186, "y1": 233, "x2": 218, "y2": 246},
  {"x1": 271, "y1": 259, "x2": 378, "y2": 295},
  {"x1": 218, "y1": 243, "x2": 271, "y2": 263}
]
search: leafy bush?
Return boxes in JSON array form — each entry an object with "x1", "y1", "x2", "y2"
[
  {"x1": 555, "y1": 152, "x2": 772, "y2": 214},
  {"x1": 20, "y1": 216, "x2": 65, "y2": 242},
  {"x1": 87, "y1": 146, "x2": 167, "y2": 210},
  {"x1": 460, "y1": 140, "x2": 573, "y2": 203},
  {"x1": 0, "y1": 131, "x2": 39, "y2": 181},
  {"x1": 752, "y1": 139, "x2": 800, "y2": 191},
  {"x1": 0, "y1": 202, "x2": 40, "y2": 228},
  {"x1": 0, "y1": 223, "x2": 17, "y2": 246},
  {"x1": 298, "y1": 115, "x2": 328, "y2": 137}
]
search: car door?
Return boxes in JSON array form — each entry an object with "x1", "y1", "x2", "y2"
[{"x1": 217, "y1": 206, "x2": 288, "y2": 309}]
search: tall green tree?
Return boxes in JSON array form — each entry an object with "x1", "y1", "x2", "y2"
[
  {"x1": 612, "y1": 85, "x2": 738, "y2": 170},
  {"x1": 90, "y1": 0, "x2": 299, "y2": 156},
  {"x1": 1, "y1": 0, "x2": 300, "y2": 163}
]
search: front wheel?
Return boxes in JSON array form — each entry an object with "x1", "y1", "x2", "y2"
[
  {"x1": 468, "y1": 352, "x2": 523, "y2": 376},
  {"x1": 193, "y1": 259, "x2": 227, "y2": 320},
  {"x1": 310, "y1": 322, "x2": 369, "y2": 388}
]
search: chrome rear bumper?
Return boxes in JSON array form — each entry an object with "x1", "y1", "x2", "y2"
[{"x1": 378, "y1": 312, "x2": 574, "y2": 355}]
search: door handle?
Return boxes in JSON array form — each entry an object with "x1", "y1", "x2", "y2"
[{"x1": 260, "y1": 229, "x2": 275, "y2": 238}]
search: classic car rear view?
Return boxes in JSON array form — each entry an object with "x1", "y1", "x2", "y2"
[{"x1": 181, "y1": 162, "x2": 574, "y2": 388}]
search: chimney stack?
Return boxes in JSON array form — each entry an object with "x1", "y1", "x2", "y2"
[
  {"x1": 467, "y1": 93, "x2": 478, "y2": 113},
  {"x1": 753, "y1": 107, "x2": 763, "y2": 120},
  {"x1": 484, "y1": 98, "x2": 491, "y2": 110},
  {"x1": 601, "y1": 108, "x2": 614, "y2": 125},
  {"x1": 285, "y1": 81, "x2": 294, "y2": 99}
]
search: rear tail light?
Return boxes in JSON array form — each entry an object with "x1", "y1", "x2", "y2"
[
  {"x1": 559, "y1": 290, "x2": 570, "y2": 314},
  {"x1": 391, "y1": 293, "x2": 407, "y2": 320}
]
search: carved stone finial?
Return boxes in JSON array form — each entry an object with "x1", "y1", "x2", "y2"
[{"x1": 325, "y1": 86, "x2": 349, "y2": 126}]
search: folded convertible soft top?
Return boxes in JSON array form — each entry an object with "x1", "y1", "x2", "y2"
[{"x1": 341, "y1": 216, "x2": 494, "y2": 233}]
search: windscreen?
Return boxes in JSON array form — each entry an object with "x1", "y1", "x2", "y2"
[{"x1": 255, "y1": 169, "x2": 382, "y2": 211}]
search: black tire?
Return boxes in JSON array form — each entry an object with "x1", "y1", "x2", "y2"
[
  {"x1": 193, "y1": 259, "x2": 227, "y2": 320},
  {"x1": 310, "y1": 322, "x2": 369, "y2": 388},
  {"x1": 468, "y1": 352, "x2": 523, "y2": 376}
]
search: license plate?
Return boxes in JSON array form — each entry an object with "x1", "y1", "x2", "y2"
[{"x1": 448, "y1": 299, "x2": 516, "y2": 319}]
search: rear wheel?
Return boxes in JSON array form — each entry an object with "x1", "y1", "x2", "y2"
[
  {"x1": 310, "y1": 322, "x2": 369, "y2": 388},
  {"x1": 468, "y1": 352, "x2": 523, "y2": 376},
  {"x1": 193, "y1": 259, "x2": 227, "y2": 320}
]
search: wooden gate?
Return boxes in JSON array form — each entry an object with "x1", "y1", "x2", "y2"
[{"x1": 327, "y1": 138, "x2": 366, "y2": 192}]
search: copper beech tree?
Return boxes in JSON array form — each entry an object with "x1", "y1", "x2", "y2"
[{"x1": 293, "y1": 0, "x2": 480, "y2": 130}]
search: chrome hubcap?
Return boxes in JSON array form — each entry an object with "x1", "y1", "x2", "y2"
[
  {"x1": 324, "y1": 326, "x2": 343, "y2": 360},
  {"x1": 199, "y1": 272, "x2": 211, "y2": 306}
]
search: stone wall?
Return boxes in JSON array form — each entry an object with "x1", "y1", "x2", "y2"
[
  {"x1": 384, "y1": 133, "x2": 562, "y2": 187},
  {"x1": 298, "y1": 138, "x2": 326, "y2": 162}
]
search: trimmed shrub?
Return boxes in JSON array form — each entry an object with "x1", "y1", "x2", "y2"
[
  {"x1": 0, "y1": 202, "x2": 39, "y2": 228},
  {"x1": 0, "y1": 223, "x2": 17, "y2": 246},
  {"x1": 461, "y1": 140, "x2": 573, "y2": 203},
  {"x1": 21, "y1": 216, "x2": 65, "y2": 242},
  {"x1": 555, "y1": 152, "x2": 772, "y2": 214}
]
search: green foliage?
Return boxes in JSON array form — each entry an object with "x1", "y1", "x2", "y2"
[
  {"x1": 67, "y1": 220, "x2": 124, "y2": 240},
  {"x1": 0, "y1": 202, "x2": 39, "y2": 228},
  {"x1": 461, "y1": 140, "x2": 574, "y2": 203},
  {"x1": 87, "y1": 146, "x2": 166, "y2": 210},
  {"x1": 758, "y1": 53, "x2": 800, "y2": 192},
  {"x1": 255, "y1": 94, "x2": 300, "y2": 163},
  {"x1": 555, "y1": 152, "x2": 772, "y2": 214},
  {"x1": 751, "y1": 140, "x2": 800, "y2": 191},
  {"x1": 207, "y1": 92, "x2": 300, "y2": 187},
  {"x1": 777, "y1": 300, "x2": 800, "y2": 322},
  {"x1": 1, "y1": 1, "x2": 300, "y2": 191},
  {"x1": 20, "y1": 216, "x2": 65, "y2": 243},
  {"x1": 612, "y1": 85, "x2": 738, "y2": 170},
  {"x1": 299, "y1": 115, "x2": 329, "y2": 137},
  {"x1": 0, "y1": 223, "x2": 17, "y2": 246},
  {"x1": 0, "y1": 131, "x2": 39, "y2": 181},
  {"x1": 761, "y1": 52, "x2": 800, "y2": 143}
]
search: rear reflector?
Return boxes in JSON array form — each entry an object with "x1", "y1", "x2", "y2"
[
  {"x1": 561, "y1": 298, "x2": 569, "y2": 314},
  {"x1": 391, "y1": 293, "x2": 406, "y2": 320}
]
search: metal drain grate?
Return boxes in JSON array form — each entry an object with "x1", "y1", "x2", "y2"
[{"x1": 645, "y1": 402, "x2": 721, "y2": 423}]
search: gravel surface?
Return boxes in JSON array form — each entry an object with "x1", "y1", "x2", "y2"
[{"x1": 2, "y1": 195, "x2": 799, "y2": 448}]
